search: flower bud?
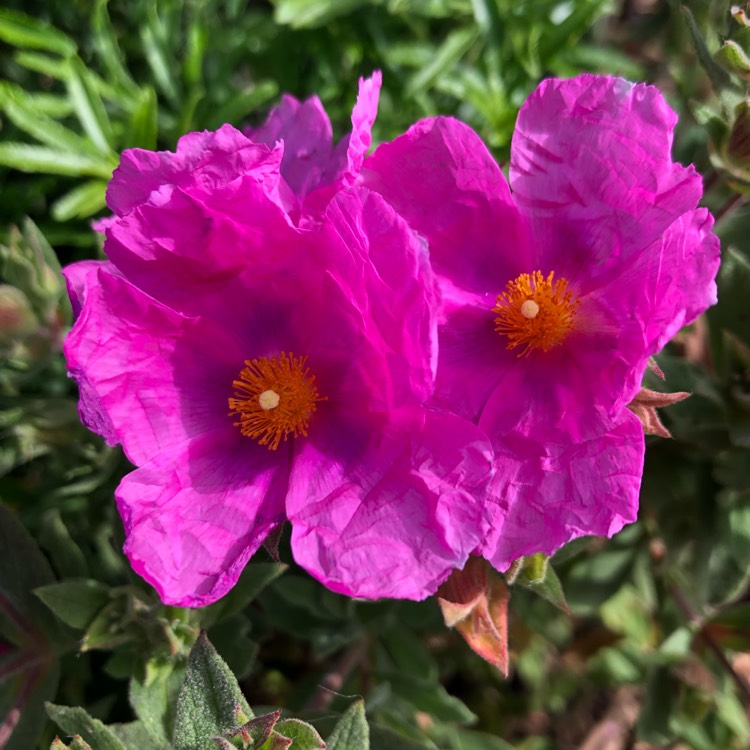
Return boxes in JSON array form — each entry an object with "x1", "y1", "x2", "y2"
[{"x1": 0, "y1": 284, "x2": 37, "y2": 342}]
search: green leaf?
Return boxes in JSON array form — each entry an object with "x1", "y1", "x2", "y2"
[
  {"x1": 65, "y1": 57, "x2": 115, "y2": 154},
  {"x1": 81, "y1": 600, "x2": 132, "y2": 652},
  {"x1": 38, "y1": 509, "x2": 89, "y2": 579},
  {"x1": 369, "y1": 725, "x2": 429, "y2": 750},
  {"x1": 206, "y1": 615, "x2": 258, "y2": 680},
  {"x1": 34, "y1": 579, "x2": 110, "y2": 629},
  {"x1": 405, "y1": 27, "x2": 479, "y2": 97},
  {"x1": 712, "y1": 246, "x2": 750, "y2": 347},
  {"x1": 448, "y1": 729, "x2": 515, "y2": 749},
  {"x1": 511, "y1": 557, "x2": 569, "y2": 613},
  {"x1": 381, "y1": 626, "x2": 438, "y2": 682},
  {"x1": 389, "y1": 675, "x2": 476, "y2": 725},
  {"x1": 129, "y1": 665, "x2": 185, "y2": 747},
  {"x1": 0, "y1": 9, "x2": 76, "y2": 55},
  {"x1": 563, "y1": 548, "x2": 635, "y2": 615},
  {"x1": 636, "y1": 666, "x2": 677, "y2": 743},
  {"x1": 716, "y1": 40, "x2": 750, "y2": 78},
  {"x1": 14, "y1": 51, "x2": 68, "y2": 79},
  {"x1": 272, "y1": 718, "x2": 326, "y2": 749},
  {"x1": 140, "y1": 8, "x2": 179, "y2": 105},
  {"x1": 51, "y1": 181, "x2": 108, "y2": 221},
  {"x1": 201, "y1": 562, "x2": 287, "y2": 628},
  {"x1": 205, "y1": 82, "x2": 278, "y2": 132},
  {"x1": 125, "y1": 87, "x2": 158, "y2": 150},
  {"x1": 0, "y1": 83, "x2": 99, "y2": 158},
  {"x1": 681, "y1": 6, "x2": 735, "y2": 94},
  {"x1": 173, "y1": 632, "x2": 252, "y2": 750},
  {"x1": 45, "y1": 704, "x2": 126, "y2": 750},
  {"x1": 272, "y1": 0, "x2": 373, "y2": 29},
  {"x1": 91, "y1": 0, "x2": 139, "y2": 97},
  {"x1": 0, "y1": 143, "x2": 115, "y2": 178},
  {"x1": 0, "y1": 459, "x2": 65, "y2": 749},
  {"x1": 107, "y1": 722, "x2": 162, "y2": 749},
  {"x1": 326, "y1": 700, "x2": 369, "y2": 750}
]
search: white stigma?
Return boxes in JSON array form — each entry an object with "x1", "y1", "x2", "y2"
[
  {"x1": 258, "y1": 389, "x2": 280, "y2": 410},
  {"x1": 520, "y1": 299, "x2": 540, "y2": 319}
]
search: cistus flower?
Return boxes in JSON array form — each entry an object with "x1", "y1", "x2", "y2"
[
  {"x1": 361, "y1": 74, "x2": 720, "y2": 568},
  {"x1": 246, "y1": 72, "x2": 381, "y2": 224},
  {"x1": 64, "y1": 126, "x2": 493, "y2": 606}
]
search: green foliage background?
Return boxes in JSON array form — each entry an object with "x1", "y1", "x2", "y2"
[{"x1": 2, "y1": 1, "x2": 750, "y2": 749}]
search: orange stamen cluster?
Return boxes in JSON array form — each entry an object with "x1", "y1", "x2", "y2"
[
  {"x1": 492, "y1": 270, "x2": 579, "y2": 356},
  {"x1": 228, "y1": 352, "x2": 325, "y2": 450}
]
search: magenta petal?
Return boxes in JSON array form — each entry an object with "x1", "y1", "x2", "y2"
[
  {"x1": 104, "y1": 178, "x2": 299, "y2": 312},
  {"x1": 511, "y1": 75, "x2": 703, "y2": 283},
  {"x1": 323, "y1": 187, "x2": 438, "y2": 403},
  {"x1": 107, "y1": 124, "x2": 282, "y2": 216},
  {"x1": 299, "y1": 72, "x2": 383, "y2": 221},
  {"x1": 342, "y1": 71, "x2": 382, "y2": 186},
  {"x1": 482, "y1": 409, "x2": 644, "y2": 568},
  {"x1": 117, "y1": 428, "x2": 289, "y2": 607},
  {"x1": 431, "y1": 292, "x2": 511, "y2": 424},
  {"x1": 287, "y1": 408, "x2": 493, "y2": 600},
  {"x1": 62, "y1": 259, "x2": 115, "y2": 318},
  {"x1": 362, "y1": 116, "x2": 531, "y2": 295},
  {"x1": 64, "y1": 268, "x2": 243, "y2": 465},
  {"x1": 590, "y1": 208, "x2": 719, "y2": 365},
  {"x1": 247, "y1": 94, "x2": 335, "y2": 199}
]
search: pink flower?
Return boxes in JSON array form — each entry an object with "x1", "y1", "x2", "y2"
[
  {"x1": 245, "y1": 72, "x2": 381, "y2": 224},
  {"x1": 64, "y1": 126, "x2": 492, "y2": 606},
  {"x1": 361, "y1": 74, "x2": 720, "y2": 567}
]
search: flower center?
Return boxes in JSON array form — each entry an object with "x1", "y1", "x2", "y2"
[
  {"x1": 492, "y1": 270, "x2": 579, "y2": 356},
  {"x1": 228, "y1": 352, "x2": 325, "y2": 450}
]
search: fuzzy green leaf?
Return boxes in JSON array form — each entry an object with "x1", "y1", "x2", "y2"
[
  {"x1": 681, "y1": 6, "x2": 735, "y2": 93},
  {"x1": 326, "y1": 700, "x2": 369, "y2": 750},
  {"x1": 45, "y1": 704, "x2": 126, "y2": 750},
  {"x1": 129, "y1": 664, "x2": 185, "y2": 746},
  {"x1": 273, "y1": 718, "x2": 326, "y2": 749},
  {"x1": 173, "y1": 632, "x2": 252, "y2": 750},
  {"x1": 34, "y1": 579, "x2": 110, "y2": 630}
]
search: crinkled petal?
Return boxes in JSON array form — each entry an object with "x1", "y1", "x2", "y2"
[
  {"x1": 107, "y1": 124, "x2": 283, "y2": 216},
  {"x1": 64, "y1": 267, "x2": 244, "y2": 465},
  {"x1": 247, "y1": 94, "x2": 334, "y2": 199},
  {"x1": 300, "y1": 72, "x2": 383, "y2": 221},
  {"x1": 430, "y1": 288, "x2": 509, "y2": 424},
  {"x1": 104, "y1": 178, "x2": 300, "y2": 311},
  {"x1": 62, "y1": 259, "x2": 115, "y2": 318},
  {"x1": 481, "y1": 409, "x2": 644, "y2": 568},
  {"x1": 91, "y1": 215, "x2": 116, "y2": 234},
  {"x1": 362, "y1": 116, "x2": 531, "y2": 296},
  {"x1": 587, "y1": 208, "x2": 719, "y2": 394},
  {"x1": 341, "y1": 71, "x2": 382, "y2": 186},
  {"x1": 323, "y1": 187, "x2": 438, "y2": 403},
  {"x1": 287, "y1": 407, "x2": 493, "y2": 599},
  {"x1": 510, "y1": 74, "x2": 704, "y2": 285},
  {"x1": 117, "y1": 428, "x2": 289, "y2": 607},
  {"x1": 546, "y1": 210, "x2": 720, "y2": 417}
]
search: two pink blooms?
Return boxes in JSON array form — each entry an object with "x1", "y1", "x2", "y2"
[{"x1": 64, "y1": 72, "x2": 720, "y2": 607}]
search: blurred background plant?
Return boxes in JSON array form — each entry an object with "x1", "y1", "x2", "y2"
[{"x1": 1, "y1": 1, "x2": 750, "y2": 748}]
